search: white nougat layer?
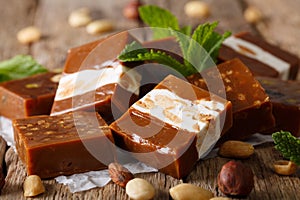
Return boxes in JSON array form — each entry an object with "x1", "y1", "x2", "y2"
[
  {"x1": 223, "y1": 36, "x2": 290, "y2": 80},
  {"x1": 55, "y1": 61, "x2": 141, "y2": 101},
  {"x1": 132, "y1": 88, "x2": 227, "y2": 158}
]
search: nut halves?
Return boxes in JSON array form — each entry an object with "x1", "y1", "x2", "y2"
[{"x1": 273, "y1": 160, "x2": 298, "y2": 176}]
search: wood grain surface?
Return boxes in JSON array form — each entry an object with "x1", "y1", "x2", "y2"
[{"x1": 0, "y1": 0, "x2": 299, "y2": 199}]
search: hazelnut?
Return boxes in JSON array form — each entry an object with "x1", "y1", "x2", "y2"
[
  {"x1": 218, "y1": 160, "x2": 254, "y2": 197},
  {"x1": 123, "y1": 0, "x2": 143, "y2": 20},
  {"x1": 273, "y1": 160, "x2": 297, "y2": 176},
  {"x1": 108, "y1": 162, "x2": 134, "y2": 188}
]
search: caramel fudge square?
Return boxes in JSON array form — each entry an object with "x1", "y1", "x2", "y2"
[
  {"x1": 14, "y1": 111, "x2": 115, "y2": 179},
  {"x1": 188, "y1": 59, "x2": 275, "y2": 142},
  {"x1": 0, "y1": 72, "x2": 60, "y2": 119},
  {"x1": 110, "y1": 75, "x2": 232, "y2": 178}
]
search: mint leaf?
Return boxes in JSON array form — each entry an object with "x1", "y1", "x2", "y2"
[
  {"x1": 0, "y1": 55, "x2": 48, "y2": 83},
  {"x1": 119, "y1": 46, "x2": 193, "y2": 77},
  {"x1": 180, "y1": 25, "x2": 192, "y2": 36},
  {"x1": 272, "y1": 131, "x2": 300, "y2": 165},
  {"x1": 191, "y1": 22, "x2": 231, "y2": 63},
  {"x1": 118, "y1": 41, "x2": 148, "y2": 60},
  {"x1": 138, "y1": 5, "x2": 180, "y2": 39}
]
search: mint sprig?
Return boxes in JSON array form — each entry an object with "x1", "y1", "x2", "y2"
[
  {"x1": 272, "y1": 131, "x2": 300, "y2": 165},
  {"x1": 119, "y1": 5, "x2": 231, "y2": 76}
]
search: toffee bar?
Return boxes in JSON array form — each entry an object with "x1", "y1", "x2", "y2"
[
  {"x1": 257, "y1": 77, "x2": 300, "y2": 137},
  {"x1": 51, "y1": 31, "x2": 142, "y2": 122},
  {"x1": 219, "y1": 32, "x2": 299, "y2": 80},
  {"x1": 13, "y1": 111, "x2": 115, "y2": 179},
  {"x1": 188, "y1": 59, "x2": 275, "y2": 142},
  {"x1": 110, "y1": 75, "x2": 232, "y2": 178},
  {"x1": 0, "y1": 72, "x2": 60, "y2": 120}
]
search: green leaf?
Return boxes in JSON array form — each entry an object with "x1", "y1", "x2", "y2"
[
  {"x1": 191, "y1": 22, "x2": 231, "y2": 64},
  {"x1": 118, "y1": 41, "x2": 148, "y2": 60},
  {"x1": 0, "y1": 55, "x2": 48, "y2": 83},
  {"x1": 179, "y1": 25, "x2": 192, "y2": 36},
  {"x1": 118, "y1": 44, "x2": 193, "y2": 77},
  {"x1": 272, "y1": 131, "x2": 300, "y2": 165},
  {"x1": 138, "y1": 5, "x2": 180, "y2": 39}
]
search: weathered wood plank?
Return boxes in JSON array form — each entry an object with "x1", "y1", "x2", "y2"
[
  {"x1": 0, "y1": 0, "x2": 37, "y2": 60},
  {"x1": 245, "y1": 0, "x2": 300, "y2": 57},
  {"x1": 32, "y1": 0, "x2": 140, "y2": 70},
  {"x1": 168, "y1": 0, "x2": 254, "y2": 34}
]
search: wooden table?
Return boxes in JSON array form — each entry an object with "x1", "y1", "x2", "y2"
[{"x1": 0, "y1": 0, "x2": 299, "y2": 199}]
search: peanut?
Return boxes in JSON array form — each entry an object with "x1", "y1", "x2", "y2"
[
  {"x1": 86, "y1": 20, "x2": 113, "y2": 35},
  {"x1": 210, "y1": 197, "x2": 231, "y2": 200},
  {"x1": 68, "y1": 8, "x2": 92, "y2": 27},
  {"x1": 169, "y1": 183, "x2": 214, "y2": 200},
  {"x1": 125, "y1": 178, "x2": 155, "y2": 200},
  {"x1": 218, "y1": 140, "x2": 254, "y2": 159},
  {"x1": 23, "y1": 175, "x2": 45, "y2": 197},
  {"x1": 244, "y1": 6, "x2": 262, "y2": 24},
  {"x1": 273, "y1": 160, "x2": 297, "y2": 176},
  {"x1": 17, "y1": 26, "x2": 41, "y2": 44},
  {"x1": 184, "y1": 1, "x2": 210, "y2": 19}
]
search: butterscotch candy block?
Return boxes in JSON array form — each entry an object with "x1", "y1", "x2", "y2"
[
  {"x1": 13, "y1": 111, "x2": 115, "y2": 178},
  {"x1": 187, "y1": 58, "x2": 275, "y2": 142},
  {"x1": 110, "y1": 75, "x2": 232, "y2": 178},
  {"x1": 51, "y1": 31, "x2": 142, "y2": 122},
  {"x1": 257, "y1": 77, "x2": 300, "y2": 137},
  {"x1": 219, "y1": 32, "x2": 299, "y2": 80},
  {"x1": 0, "y1": 72, "x2": 60, "y2": 120}
]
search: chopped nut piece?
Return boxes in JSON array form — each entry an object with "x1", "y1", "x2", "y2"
[
  {"x1": 273, "y1": 160, "x2": 297, "y2": 176},
  {"x1": 25, "y1": 83, "x2": 40, "y2": 89},
  {"x1": 108, "y1": 162, "x2": 134, "y2": 188},
  {"x1": 23, "y1": 175, "x2": 45, "y2": 197}
]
